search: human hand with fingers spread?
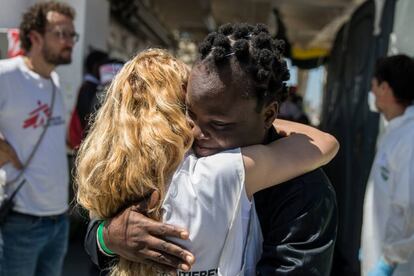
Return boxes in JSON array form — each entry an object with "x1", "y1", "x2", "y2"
[
  {"x1": 102, "y1": 191, "x2": 195, "y2": 273},
  {"x1": 0, "y1": 138, "x2": 23, "y2": 169}
]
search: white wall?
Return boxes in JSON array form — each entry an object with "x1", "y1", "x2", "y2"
[
  {"x1": 0, "y1": 0, "x2": 36, "y2": 28},
  {"x1": 84, "y1": 0, "x2": 110, "y2": 52},
  {"x1": 388, "y1": 0, "x2": 414, "y2": 56}
]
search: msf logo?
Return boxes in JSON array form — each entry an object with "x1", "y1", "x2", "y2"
[{"x1": 23, "y1": 100, "x2": 51, "y2": 129}]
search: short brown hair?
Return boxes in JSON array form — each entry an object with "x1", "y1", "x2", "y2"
[
  {"x1": 19, "y1": 1, "x2": 75, "y2": 51},
  {"x1": 374, "y1": 54, "x2": 414, "y2": 105}
]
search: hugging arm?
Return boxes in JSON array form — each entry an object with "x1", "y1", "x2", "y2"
[
  {"x1": 85, "y1": 219, "x2": 116, "y2": 268},
  {"x1": 243, "y1": 119, "x2": 339, "y2": 197}
]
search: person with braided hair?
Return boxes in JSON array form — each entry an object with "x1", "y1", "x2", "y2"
[{"x1": 83, "y1": 23, "x2": 338, "y2": 275}]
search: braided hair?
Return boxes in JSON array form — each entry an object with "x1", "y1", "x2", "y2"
[{"x1": 196, "y1": 23, "x2": 290, "y2": 110}]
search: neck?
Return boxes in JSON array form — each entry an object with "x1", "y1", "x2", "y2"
[
  {"x1": 383, "y1": 104, "x2": 406, "y2": 121},
  {"x1": 264, "y1": 127, "x2": 279, "y2": 144},
  {"x1": 24, "y1": 51, "x2": 55, "y2": 78}
]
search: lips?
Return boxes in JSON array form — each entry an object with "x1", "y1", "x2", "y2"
[{"x1": 193, "y1": 143, "x2": 218, "y2": 157}]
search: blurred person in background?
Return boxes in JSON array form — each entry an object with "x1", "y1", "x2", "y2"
[
  {"x1": 68, "y1": 49, "x2": 108, "y2": 150},
  {"x1": 278, "y1": 86, "x2": 310, "y2": 124},
  {"x1": 90, "y1": 58, "x2": 124, "y2": 109},
  {"x1": 0, "y1": 2, "x2": 77, "y2": 275},
  {"x1": 361, "y1": 54, "x2": 414, "y2": 276}
]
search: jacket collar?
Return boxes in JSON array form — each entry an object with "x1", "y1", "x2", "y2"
[{"x1": 385, "y1": 105, "x2": 414, "y2": 132}]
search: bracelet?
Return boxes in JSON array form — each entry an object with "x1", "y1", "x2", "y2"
[{"x1": 97, "y1": 220, "x2": 117, "y2": 257}]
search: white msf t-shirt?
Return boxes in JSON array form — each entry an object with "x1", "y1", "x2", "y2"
[
  {"x1": 162, "y1": 149, "x2": 263, "y2": 276},
  {"x1": 0, "y1": 56, "x2": 69, "y2": 216}
]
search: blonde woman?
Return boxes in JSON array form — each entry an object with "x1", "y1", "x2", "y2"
[{"x1": 76, "y1": 48, "x2": 338, "y2": 275}]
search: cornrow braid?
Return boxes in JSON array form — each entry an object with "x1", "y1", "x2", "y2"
[{"x1": 197, "y1": 23, "x2": 290, "y2": 109}]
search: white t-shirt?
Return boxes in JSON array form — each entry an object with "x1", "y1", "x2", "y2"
[
  {"x1": 0, "y1": 56, "x2": 69, "y2": 216},
  {"x1": 162, "y1": 149, "x2": 263, "y2": 276}
]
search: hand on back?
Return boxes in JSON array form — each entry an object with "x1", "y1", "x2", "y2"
[{"x1": 103, "y1": 191, "x2": 195, "y2": 273}]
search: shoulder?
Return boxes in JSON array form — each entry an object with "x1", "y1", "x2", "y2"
[
  {"x1": 0, "y1": 58, "x2": 23, "y2": 99},
  {"x1": 0, "y1": 57, "x2": 22, "y2": 78},
  {"x1": 193, "y1": 148, "x2": 244, "y2": 178},
  {"x1": 295, "y1": 169, "x2": 334, "y2": 193},
  {"x1": 254, "y1": 169, "x2": 337, "y2": 239},
  {"x1": 299, "y1": 169, "x2": 336, "y2": 206},
  {"x1": 167, "y1": 150, "x2": 246, "y2": 214},
  {"x1": 388, "y1": 120, "x2": 414, "y2": 161},
  {"x1": 395, "y1": 128, "x2": 414, "y2": 149},
  {"x1": 175, "y1": 149, "x2": 245, "y2": 194},
  {"x1": 255, "y1": 168, "x2": 336, "y2": 212},
  {"x1": 260, "y1": 168, "x2": 334, "y2": 196}
]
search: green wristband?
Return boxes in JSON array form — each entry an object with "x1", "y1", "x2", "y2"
[{"x1": 97, "y1": 220, "x2": 116, "y2": 256}]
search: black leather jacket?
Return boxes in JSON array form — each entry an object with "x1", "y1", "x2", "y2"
[
  {"x1": 84, "y1": 129, "x2": 338, "y2": 275},
  {"x1": 254, "y1": 169, "x2": 337, "y2": 275}
]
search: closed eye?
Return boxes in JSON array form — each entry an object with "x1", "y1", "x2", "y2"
[
  {"x1": 185, "y1": 108, "x2": 195, "y2": 120},
  {"x1": 211, "y1": 121, "x2": 234, "y2": 130}
]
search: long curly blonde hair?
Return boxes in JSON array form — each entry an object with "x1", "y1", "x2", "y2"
[{"x1": 75, "y1": 49, "x2": 193, "y2": 275}]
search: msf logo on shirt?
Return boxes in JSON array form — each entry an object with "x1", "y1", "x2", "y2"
[{"x1": 23, "y1": 100, "x2": 51, "y2": 129}]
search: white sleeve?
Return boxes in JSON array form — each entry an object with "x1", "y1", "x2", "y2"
[{"x1": 382, "y1": 137, "x2": 414, "y2": 264}]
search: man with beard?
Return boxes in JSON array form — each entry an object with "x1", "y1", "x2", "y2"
[
  {"x1": 0, "y1": 2, "x2": 77, "y2": 275},
  {"x1": 85, "y1": 23, "x2": 337, "y2": 275}
]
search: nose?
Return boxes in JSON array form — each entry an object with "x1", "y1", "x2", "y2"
[
  {"x1": 191, "y1": 122, "x2": 209, "y2": 140},
  {"x1": 65, "y1": 39, "x2": 75, "y2": 48}
]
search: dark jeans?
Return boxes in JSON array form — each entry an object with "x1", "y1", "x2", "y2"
[{"x1": 0, "y1": 211, "x2": 69, "y2": 276}]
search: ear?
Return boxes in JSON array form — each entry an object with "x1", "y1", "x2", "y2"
[
  {"x1": 28, "y1": 30, "x2": 43, "y2": 49},
  {"x1": 263, "y1": 101, "x2": 278, "y2": 129},
  {"x1": 382, "y1": 81, "x2": 393, "y2": 92},
  {"x1": 380, "y1": 81, "x2": 395, "y2": 100}
]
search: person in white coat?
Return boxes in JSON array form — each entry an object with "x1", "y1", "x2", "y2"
[{"x1": 361, "y1": 54, "x2": 414, "y2": 276}]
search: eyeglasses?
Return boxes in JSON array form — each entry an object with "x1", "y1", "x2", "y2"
[{"x1": 46, "y1": 28, "x2": 79, "y2": 43}]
